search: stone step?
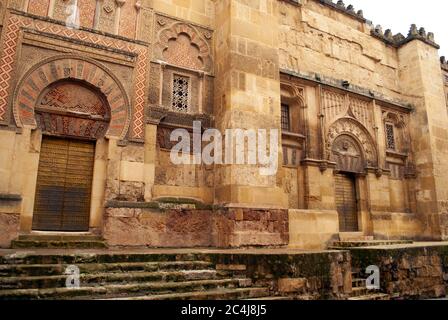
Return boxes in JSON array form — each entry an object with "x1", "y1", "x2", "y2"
[
  {"x1": 245, "y1": 296, "x2": 294, "y2": 301},
  {"x1": 108, "y1": 287, "x2": 269, "y2": 300},
  {"x1": 0, "y1": 270, "x2": 219, "y2": 290},
  {"x1": 0, "y1": 261, "x2": 214, "y2": 277},
  {"x1": 0, "y1": 253, "x2": 201, "y2": 265},
  {"x1": 0, "y1": 278, "x2": 246, "y2": 300},
  {"x1": 330, "y1": 240, "x2": 413, "y2": 249},
  {"x1": 350, "y1": 287, "x2": 369, "y2": 297},
  {"x1": 17, "y1": 235, "x2": 103, "y2": 242},
  {"x1": 11, "y1": 240, "x2": 107, "y2": 249},
  {"x1": 338, "y1": 233, "x2": 373, "y2": 242},
  {"x1": 348, "y1": 293, "x2": 390, "y2": 301}
]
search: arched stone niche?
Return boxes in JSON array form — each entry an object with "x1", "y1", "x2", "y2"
[
  {"x1": 13, "y1": 55, "x2": 130, "y2": 140},
  {"x1": 327, "y1": 118, "x2": 377, "y2": 172},
  {"x1": 382, "y1": 110, "x2": 410, "y2": 154},
  {"x1": 280, "y1": 82, "x2": 305, "y2": 135},
  {"x1": 331, "y1": 134, "x2": 364, "y2": 173},
  {"x1": 155, "y1": 21, "x2": 212, "y2": 72}
]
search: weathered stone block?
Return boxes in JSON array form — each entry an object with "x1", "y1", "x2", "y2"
[{"x1": 278, "y1": 278, "x2": 307, "y2": 293}]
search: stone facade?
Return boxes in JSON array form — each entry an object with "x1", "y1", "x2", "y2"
[{"x1": 0, "y1": 0, "x2": 448, "y2": 249}]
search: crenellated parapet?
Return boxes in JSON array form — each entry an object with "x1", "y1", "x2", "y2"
[
  {"x1": 318, "y1": 0, "x2": 366, "y2": 22},
  {"x1": 441, "y1": 56, "x2": 448, "y2": 72},
  {"x1": 312, "y1": 1, "x2": 441, "y2": 49},
  {"x1": 372, "y1": 24, "x2": 439, "y2": 49}
]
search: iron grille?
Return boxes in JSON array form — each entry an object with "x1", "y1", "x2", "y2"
[
  {"x1": 172, "y1": 74, "x2": 190, "y2": 112},
  {"x1": 385, "y1": 123, "x2": 396, "y2": 151},
  {"x1": 281, "y1": 103, "x2": 291, "y2": 132}
]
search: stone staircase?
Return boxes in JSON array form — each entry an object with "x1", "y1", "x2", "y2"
[
  {"x1": 347, "y1": 270, "x2": 390, "y2": 301},
  {"x1": 0, "y1": 252, "x2": 269, "y2": 300}
]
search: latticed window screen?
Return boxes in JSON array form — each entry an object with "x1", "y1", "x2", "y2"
[
  {"x1": 385, "y1": 123, "x2": 396, "y2": 150},
  {"x1": 281, "y1": 103, "x2": 291, "y2": 131},
  {"x1": 172, "y1": 75, "x2": 190, "y2": 112}
]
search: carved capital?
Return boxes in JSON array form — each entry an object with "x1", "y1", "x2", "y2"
[
  {"x1": 115, "y1": 0, "x2": 126, "y2": 7},
  {"x1": 135, "y1": 0, "x2": 142, "y2": 11},
  {"x1": 375, "y1": 168, "x2": 383, "y2": 178}
]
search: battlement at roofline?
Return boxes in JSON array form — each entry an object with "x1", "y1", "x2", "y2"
[{"x1": 284, "y1": 0, "x2": 441, "y2": 49}]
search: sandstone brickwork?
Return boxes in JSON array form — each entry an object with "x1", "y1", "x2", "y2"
[{"x1": 0, "y1": 0, "x2": 447, "y2": 249}]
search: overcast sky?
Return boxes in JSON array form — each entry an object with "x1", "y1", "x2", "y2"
[{"x1": 346, "y1": 0, "x2": 448, "y2": 57}]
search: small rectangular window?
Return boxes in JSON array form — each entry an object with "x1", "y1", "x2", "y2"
[
  {"x1": 385, "y1": 123, "x2": 396, "y2": 150},
  {"x1": 172, "y1": 74, "x2": 189, "y2": 112},
  {"x1": 281, "y1": 103, "x2": 291, "y2": 132}
]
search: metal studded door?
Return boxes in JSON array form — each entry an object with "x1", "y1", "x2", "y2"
[
  {"x1": 32, "y1": 137, "x2": 95, "y2": 232},
  {"x1": 335, "y1": 174, "x2": 359, "y2": 232}
]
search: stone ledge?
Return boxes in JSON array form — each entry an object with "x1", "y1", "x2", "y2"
[
  {"x1": 280, "y1": 69, "x2": 413, "y2": 111},
  {"x1": 0, "y1": 194, "x2": 22, "y2": 202},
  {"x1": 105, "y1": 199, "x2": 217, "y2": 211}
]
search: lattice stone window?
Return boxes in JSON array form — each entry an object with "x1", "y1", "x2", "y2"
[
  {"x1": 385, "y1": 123, "x2": 396, "y2": 150},
  {"x1": 172, "y1": 74, "x2": 190, "y2": 112},
  {"x1": 281, "y1": 103, "x2": 291, "y2": 132}
]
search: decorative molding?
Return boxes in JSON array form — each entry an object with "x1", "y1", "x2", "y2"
[
  {"x1": 0, "y1": 194, "x2": 22, "y2": 201},
  {"x1": 148, "y1": 106, "x2": 213, "y2": 128}
]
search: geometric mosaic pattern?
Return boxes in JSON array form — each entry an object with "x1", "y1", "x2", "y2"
[
  {"x1": 0, "y1": 16, "x2": 29, "y2": 123},
  {"x1": 131, "y1": 48, "x2": 148, "y2": 140},
  {"x1": 0, "y1": 13, "x2": 149, "y2": 140}
]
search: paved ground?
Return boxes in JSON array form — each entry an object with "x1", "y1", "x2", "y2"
[
  {"x1": 0, "y1": 247, "x2": 339, "y2": 257},
  {"x1": 347, "y1": 241, "x2": 448, "y2": 250},
  {"x1": 1, "y1": 241, "x2": 448, "y2": 256}
]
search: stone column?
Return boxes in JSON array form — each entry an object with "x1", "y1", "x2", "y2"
[
  {"x1": 144, "y1": 124, "x2": 157, "y2": 201},
  {"x1": 398, "y1": 39, "x2": 448, "y2": 240}
]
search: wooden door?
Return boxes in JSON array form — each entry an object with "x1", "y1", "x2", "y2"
[
  {"x1": 32, "y1": 136, "x2": 95, "y2": 232},
  {"x1": 335, "y1": 173, "x2": 359, "y2": 232}
]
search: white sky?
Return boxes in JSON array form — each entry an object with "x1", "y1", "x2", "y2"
[{"x1": 346, "y1": 0, "x2": 448, "y2": 57}]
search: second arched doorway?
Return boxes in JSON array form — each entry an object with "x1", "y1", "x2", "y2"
[{"x1": 31, "y1": 80, "x2": 110, "y2": 232}]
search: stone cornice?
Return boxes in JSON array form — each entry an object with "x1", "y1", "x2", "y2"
[{"x1": 280, "y1": 69, "x2": 413, "y2": 111}]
